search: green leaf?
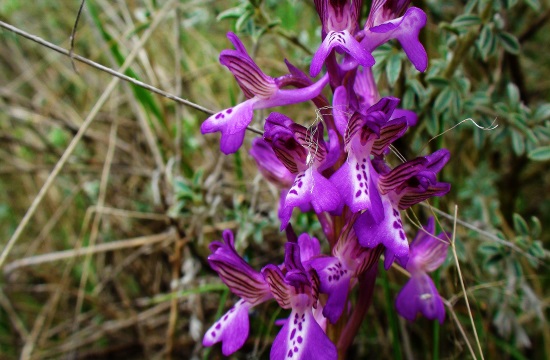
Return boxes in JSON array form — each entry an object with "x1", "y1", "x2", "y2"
[
  {"x1": 427, "y1": 77, "x2": 450, "y2": 88},
  {"x1": 386, "y1": 54, "x2": 402, "y2": 87},
  {"x1": 528, "y1": 146, "x2": 550, "y2": 161},
  {"x1": 217, "y1": 6, "x2": 247, "y2": 21},
  {"x1": 497, "y1": 32, "x2": 520, "y2": 54},
  {"x1": 533, "y1": 104, "x2": 550, "y2": 122},
  {"x1": 479, "y1": 243, "x2": 501, "y2": 255},
  {"x1": 235, "y1": 9, "x2": 254, "y2": 31},
  {"x1": 524, "y1": 0, "x2": 541, "y2": 11},
  {"x1": 427, "y1": 109, "x2": 440, "y2": 137},
  {"x1": 452, "y1": 14, "x2": 482, "y2": 29},
  {"x1": 503, "y1": 0, "x2": 518, "y2": 9},
  {"x1": 434, "y1": 86, "x2": 454, "y2": 114},
  {"x1": 506, "y1": 83, "x2": 521, "y2": 106},
  {"x1": 513, "y1": 213, "x2": 529, "y2": 235},
  {"x1": 478, "y1": 25, "x2": 495, "y2": 60},
  {"x1": 530, "y1": 216, "x2": 542, "y2": 238},
  {"x1": 511, "y1": 130, "x2": 525, "y2": 155},
  {"x1": 529, "y1": 241, "x2": 545, "y2": 258}
]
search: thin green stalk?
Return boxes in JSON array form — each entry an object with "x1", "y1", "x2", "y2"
[
  {"x1": 432, "y1": 269, "x2": 441, "y2": 360},
  {"x1": 381, "y1": 263, "x2": 403, "y2": 360}
]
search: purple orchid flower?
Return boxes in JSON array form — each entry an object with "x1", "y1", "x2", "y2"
[
  {"x1": 263, "y1": 112, "x2": 342, "y2": 230},
  {"x1": 362, "y1": 0, "x2": 428, "y2": 72},
  {"x1": 262, "y1": 242, "x2": 337, "y2": 360},
  {"x1": 330, "y1": 97, "x2": 409, "y2": 216},
  {"x1": 311, "y1": 215, "x2": 384, "y2": 323},
  {"x1": 354, "y1": 149, "x2": 451, "y2": 269},
  {"x1": 202, "y1": 230, "x2": 273, "y2": 355},
  {"x1": 201, "y1": 33, "x2": 329, "y2": 154},
  {"x1": 395, "y1": 217, "x2": 449, "y2": 323},
  {"x1": 310, "y1": 0, "x2": 375, "y2": 77}
]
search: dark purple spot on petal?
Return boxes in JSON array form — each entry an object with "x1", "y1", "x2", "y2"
[
  {"x1": 290, "y1": 328, "x2": 296, "y2": 340},
  {"x1": 223, "y1": 315, "x2": 228, "y2": 321},
  {"x1": 355, "y1": 190, "x2": 362, "y2": 198},
  {"x1": 363, "y1": 158, "x2": 367, "y2": 162},
  {"x1": 294, "y1": 347, "x2": 299, "y2": 352},
  {"x1": 215, "y1": 323, "x2": 221, "y2": 330},
  {"x1": 288, "y1": 349, "x2": 293, "y2": 358},
  {"x1": 215, "y1": 113, "x2": 222, "y2": 119},
  {"x1": 328, "y1": 275, "x2": 332, "y2": 282},
  {"x1": 226, "y1": 108, "x2": 233, "y2": 114},
  {"x1": 211, "y1": 331, "x2": 216, "y2": 337},
  {"x1": 298, "y1": 182, "x2": 303, "y2": 188},
  {"x1": 289, "y1": 190, "x2": 298, "y2": 195},
  {"x1": 399, "y1": 231, "x2": 405, "y2": 240},
  {"x1": 297, "y1": 336, "x2": 303, "y2": 343},
  {"x1": 393, "y1": 221, "x2": 400, "y2": 229},
  {"x1": 357, "y1": 174, "x2": 362, "y2": 181},
  {"x1": 356, "y1": 163, "x2": 360, "y2": 170},
  {"x1": 361, "y1": 164, "x2": 366, "y2": 170}
]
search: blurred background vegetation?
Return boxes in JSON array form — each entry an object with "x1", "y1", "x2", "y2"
[{"x1": 0, "y1": 0, "x2": 549, "y2": 358}]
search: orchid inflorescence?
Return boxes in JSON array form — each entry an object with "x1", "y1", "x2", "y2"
[{"x1": 201, "y1": 0, "x2": 452, "y2": 358}]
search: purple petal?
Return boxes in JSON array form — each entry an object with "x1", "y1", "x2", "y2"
[
  {"x1": 310, "y1": 256, "x2": 351, "y2": 324},
  {"x1": 409, "y1": 218, "x2": 450, "y2": 273},
  {"x1": 262, "y1": 264, "x2": 292, "y2": 309},
  {"x1": 391, "y1": 108, "x2": 418, "y2": 127},
  {"x1": 201, "y1": 100, "x2": 255, "y2": 136},
  {"x1": 378, "y1": 157, "x2": 427, "y2": 195},
  {"x1": 354, "y1": 197, "x2": 409, "y2": 269},
  {"x1": 208, "y1": 230, "x2": 271, "y2": 304},
  {"x1": 332, "y1": 86, "x2": 350, "y2": 136},
  {"x1": 203, "y1": 299, "x2": 252, "y2": 355},
  {"x1": 221, "y1": 33, "x2": 277, "y2": 99},
  {"x1": 424, "y1": 148, "x2": 451, "y2": 173},
  {"x1": 371, "y1": 117, "x2": 408, "y2": 156},
  {"x1": 219, "y1": 130, "x2": 246, "y2": 155},
  {"x1": 364, "y1": 7, "x2": 428, "y2": 72},
  {"x1": 298, "y1": 233, "x2": 321, "y2": 265},
  {"x1": 249, "y1": 138, "x2": 294, "y2": 187},
  {"x1": 310, "y1": 30, "x2": 375, "y2": 77},
  {"x1": 281, "y1": 168, "x2": 342, "y2": 229},
  {"x1": 258, "y1": 74, "x2": 330, "y2": 109},
  {"x1": 271, "y1": 308, "x2": 337, "y2": 360},
  {"x1": 353, "y1": 67, "x2": 380, "y2": 108},
  {"x1": 395, "y1": 273, "x2": 445, "y2": 324},
  {"x1": 397, "y1": 182, "x2": 451, "y2": 209},
  {"x1": 330, "y1": 149, "x2": 383, "y2": 216}
]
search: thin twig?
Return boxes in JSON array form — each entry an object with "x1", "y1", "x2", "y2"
[
  {"x1": 4, "y1": 232, "x2": 174, "y2": 273},
  {"x1": 0, "y1": 20, "x2": 213, "y2": 115},
  {"x1": 451, "y1": 205, "x2": 485, "y2": 360},
  {"x1": 69, "y1": 0, "x2": 86, "y2": 72}
]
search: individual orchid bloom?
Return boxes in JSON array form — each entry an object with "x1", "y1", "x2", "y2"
[
  {"x1": 330, "y1": 97, "x2": 409, "y2": 216},
  {"x1": 354, "y1": 149, "x2": 451, "y2": 269},
  {"x1": 201, "y1": 32, "x2": 329, "y2": 154},
  {"x1": 362, "y1": 1, "x2": 428, "y2": 72},
  {"x1": 311, "y1": 216, "x2": 384, "y2": 323},
  {"x1": 263, "y1": 112, "x2": 342, "y2": 230},
  {"x1": 310, "y1": 0, "x2": 375, "y2": 77},
  {"x1": 202, "y1": 230, "x2": 273, "y2": 355},
  {"x1": 395, "y1": 217, "x2": 449, "y2": 323},
  {"x1": 262, "y1": 242, "x2": 337, "y2": 360}
]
